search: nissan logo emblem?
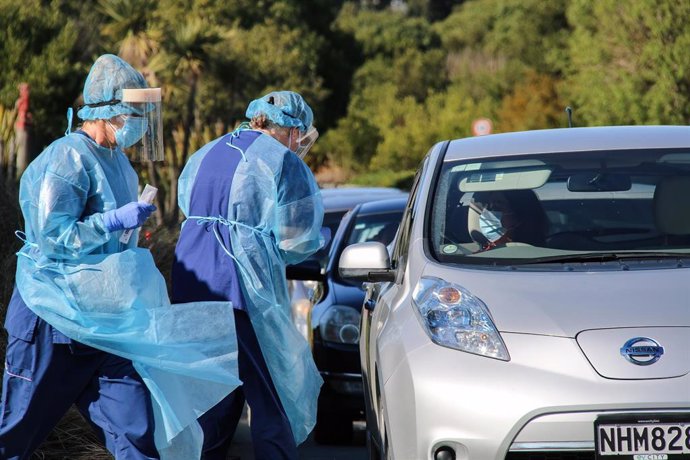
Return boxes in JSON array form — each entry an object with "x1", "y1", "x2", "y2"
[{"x1": 620, "y1": 337, "x2": 664, "y2": 366}]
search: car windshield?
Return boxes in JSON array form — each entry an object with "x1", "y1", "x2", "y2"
[
  {"x1": 430, "y1": 148, "x2": 690, "y2": 266},
  {"x1": 347, "y1": 211, "x2": 403, "y2": 247}
]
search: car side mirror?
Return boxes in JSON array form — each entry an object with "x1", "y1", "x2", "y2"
[
  {"x1": 286, "y1": 259, "x2": 324, "y2": 281},
  {"x1": 339, "y1": 242, "x2": 396, "y2": 283}
]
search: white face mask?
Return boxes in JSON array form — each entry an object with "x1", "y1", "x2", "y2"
[{"x1": 478, "y1": 209, "x2": 506, "y2": 242}]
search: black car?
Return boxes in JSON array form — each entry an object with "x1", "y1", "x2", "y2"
[
  {"x1": 286, "y1": 187, "x2": 406, "y2": 343},
  {"x1": 305, "y1": 197, "x2": 407, "y2": 444}
]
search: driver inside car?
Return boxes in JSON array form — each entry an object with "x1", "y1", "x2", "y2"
[{"x1": 468, "y1": 190, "x2": 548, "y2": 251}]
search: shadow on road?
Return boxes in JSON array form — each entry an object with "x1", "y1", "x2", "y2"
[{"x1": 228, "y1": 406, "x2": 367, "y2": 460}]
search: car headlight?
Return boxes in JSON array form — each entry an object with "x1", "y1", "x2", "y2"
[
  {"x1": 290, "y1": 279, "x2": 322, "y2": 345},
  {"x1": 412, "y1": 277, "x2": 510, "y2": 361},
  {"x1": 319, "y1": 305, "x2": 360, "y2": 344},
  {"x1": 292, "y1": 298, "x2": 312, "y2": 344}
]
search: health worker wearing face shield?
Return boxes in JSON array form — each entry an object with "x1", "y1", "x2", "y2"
[
  {"x1": 0, "y1": 54, "x2": 160, "y2": 460},
  {"x1": 1, "y1": 55, "x2": 242, "y2": 460},
  {"x1": 172, "y1": 90, "x2": 324, "y2": 460}
]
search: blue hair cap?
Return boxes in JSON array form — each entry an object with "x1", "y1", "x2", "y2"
[
  {"x1": 245, "y1": 91, "x2": 313, "y2": 132},
  {"x1": 77, "y1": 54, "x2": 147, "y2": 121}
]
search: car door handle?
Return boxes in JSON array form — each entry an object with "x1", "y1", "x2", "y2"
[{"x1": 364, "y1": 298, "x2": 376, "y2": 312}]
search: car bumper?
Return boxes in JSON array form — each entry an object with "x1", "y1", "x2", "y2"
[
  {"x1": 321, "y1": 371, "x2": 364, "y2": 396},
  {"x1": 318, "y1": 371, "x2": 365, "y2": 420},
  {"x1": 382, "y1": 332, "x2": 690, "y2": 460}
]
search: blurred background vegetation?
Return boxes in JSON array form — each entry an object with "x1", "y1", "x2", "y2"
[
  {"x1": 1, "y1": 0, "x2": 689, "y2": 457},
  {"x1": 2, "y1": 0, "x2": 689, "y2": 214}
]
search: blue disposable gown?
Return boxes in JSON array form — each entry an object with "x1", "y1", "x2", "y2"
[
  {"x1": 14, "y1": 132, "x2": 240, "y2": 459},
  {"x1": 178, "y1": 130, "x2": 324, "y2": 443}
]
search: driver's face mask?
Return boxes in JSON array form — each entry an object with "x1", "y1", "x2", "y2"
[{"x1": 478, "y1": 208, "x2": 506, "y2": 242}]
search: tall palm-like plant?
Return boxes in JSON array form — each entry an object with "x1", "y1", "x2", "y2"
[
  {"x1": 149, "y1": 16, "x2": 221, "y2": 224},
  {"x1": 97, "y1": 0, "x2": 159, "y2": 79}
]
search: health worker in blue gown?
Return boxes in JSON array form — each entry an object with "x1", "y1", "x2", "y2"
[
  {"x1": 3, "y1": 54, "x2": 242, "y2": 460},
  {"x1": 0, "y1": 54, "x2": 159, "y2": 459},
  {"x1": 172, "y1": 90, "x2": 324, "y2": 460}
]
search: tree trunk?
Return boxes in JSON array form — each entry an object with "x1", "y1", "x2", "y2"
[
  {"x1": 14, "y1": 128, "x2": 30, "y2": 179},
  {"x1": 167, "y1": 164, "x2": 180, "y2": 225},
  {"x1": 7, "y1": 135, "x2": 16, "y2": 183},
  {"x1": 165, "y1": 132, "x2": 180, "y2": 226},
  {"x1": 0, "y1": 140, "x2": 5, "y2": 181}
]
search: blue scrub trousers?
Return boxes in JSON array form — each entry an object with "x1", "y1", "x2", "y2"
[
  {"x1": 0, "y1": 305, "x2": 158, "y2": 459},
  {"x1": 199, "y1": 309, "x2": 297, "y2": 460}
]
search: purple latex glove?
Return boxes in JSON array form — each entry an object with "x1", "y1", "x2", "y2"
[{"x1": 103, "y1": 201, "x2": 156, "y2": 232}]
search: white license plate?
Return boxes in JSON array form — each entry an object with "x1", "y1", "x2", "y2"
[{"x1": 595, "y1": 414, "x2": 690, "y2": 459}]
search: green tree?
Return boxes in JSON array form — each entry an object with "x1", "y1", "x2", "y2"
[
  {"x1": 427, "y1": 0, "x2": 570, "y2": 137},
  {"x1": 321, "y1": 4, "x2": 446, "y2": 175},
  {"x1": 224, "y1": 22, "x2": 328, "y2": 111},
  {"x1": 98, "y1": 0, "x2": 158, "y2": 73},
  {"x1": 498, "y1": 71, "x2": 565, "y2": 132},
  {"x1": 367, "y1": 84, "x2": 435, "y2": 170},
  {"x1": 435, "y1": 0, "x2": 568, "y2": 75},
  {"x1": 299, "y1": 0, "x2": 360, "y2": 131},
  {"x1": 95, "y1": 0, "x2": 334, "y2": 223},
  {"x1": 336, "y1": 2, "x2": 440, "y2": 58},
  {"x1": 150, "y1": 6, "x2": 221, "y2": 223},
  {"x1": 352, "y1": 48, "x2": 446, "y2": 103},
  {"x1": 406, "y1": 0, "x2": 462, "y2": 21},
  {"x1": 0, "y1": 0, "x2": 102, "y2": 147},
  {"x1": 564, "y1": 0, "x2": 690, "y2": 126}
]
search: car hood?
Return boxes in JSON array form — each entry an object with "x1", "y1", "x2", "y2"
[
  {"x1": 423, "y1": 264, "x2": 690, "y2": 337},
  {"x1": 422, "y1": 264, "x2": 690, "y2": 379}
]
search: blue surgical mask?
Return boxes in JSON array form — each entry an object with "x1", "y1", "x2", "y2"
[
  {"x1": 113, "y1": 116, "x2": 148, "y2": 148},
  {"x1": 479, "y1": 209, "x2": 506, "y2": 243}
]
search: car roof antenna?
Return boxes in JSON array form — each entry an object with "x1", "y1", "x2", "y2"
[{"x1": 565, "y1": 106, "x2": 574, "y2": 128}]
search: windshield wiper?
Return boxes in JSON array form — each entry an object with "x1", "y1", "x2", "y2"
[{"x1": 519, "y1": 252, "x2": 689, "y2": 265}]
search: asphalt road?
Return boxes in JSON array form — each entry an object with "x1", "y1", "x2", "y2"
[{"x1": 227, "y1": 407, "x2": 367, "y2": 460}]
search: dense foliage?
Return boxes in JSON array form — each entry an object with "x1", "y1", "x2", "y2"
[{"x1": 2, "y1": 0, "x2": 689, "y2": 209}]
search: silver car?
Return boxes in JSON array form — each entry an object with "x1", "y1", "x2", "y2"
[{"x1": 339, "y1": 126, "x2": 690, "y2": 460}]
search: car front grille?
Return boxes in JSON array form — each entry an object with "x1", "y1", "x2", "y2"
[{"x1": 505, "y1": 452, "x2": 594, "y2": 460}]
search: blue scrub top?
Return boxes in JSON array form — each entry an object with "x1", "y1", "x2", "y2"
[{"x1": 172, "y1": 130, "x2": 262, "y2": 309}]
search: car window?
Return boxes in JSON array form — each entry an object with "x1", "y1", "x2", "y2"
[
  {"x1": 346, "y1": 211, "x2": 404, "y2": 247},
  {"x1": 429, "y1": 148, "x2": 690, "y2": 266},
  {"x1": 310, "y1": 209, "x2": 348, "y2": 266},
  {"x1": 392, "y1": 156, "x2": 428, "y2": 272}
]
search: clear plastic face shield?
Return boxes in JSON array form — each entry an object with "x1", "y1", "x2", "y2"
[
  {"x1": 120, "y1": 88, "x2": 164, "y2": 162},
  {"x1": 294, "y1": 126, "x2": 319, "y2": 159}
]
